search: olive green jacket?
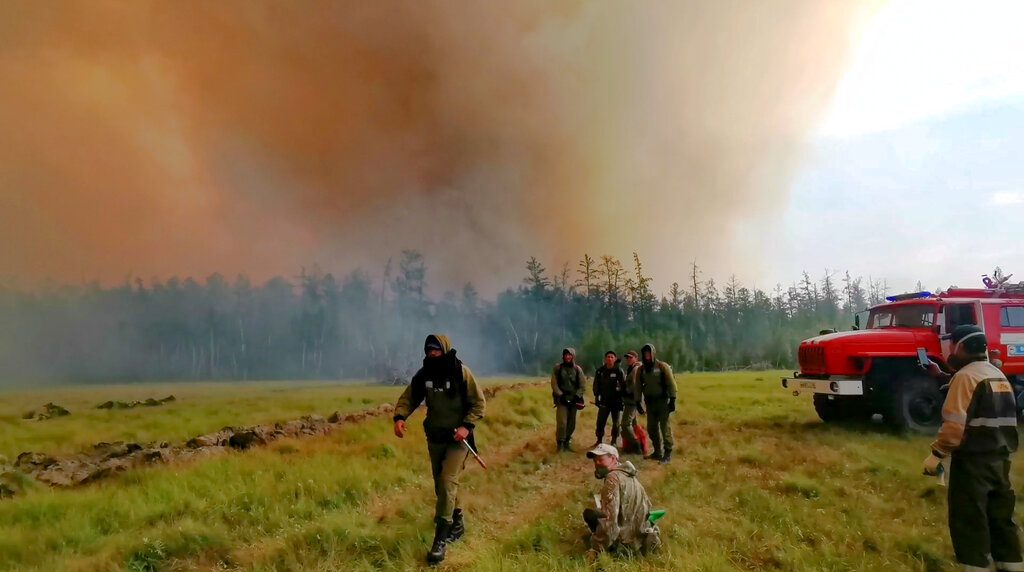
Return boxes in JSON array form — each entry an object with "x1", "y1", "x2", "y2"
[
  {"x1": 632, "y1": 344, "x2": 676, "y2": 403},
  {"x1": 394, "y1": 334, "x2": 486, "y2": 442},
  {"x1": 551, "y1": 347, "x2": 586, "y2": 399}
]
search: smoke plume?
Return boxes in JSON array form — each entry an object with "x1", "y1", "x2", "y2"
[{"x1": 0, "y1": 1, "x2": 880, "y2": 292}]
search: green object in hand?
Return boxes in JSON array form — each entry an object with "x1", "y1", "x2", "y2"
[{"x1": 648, "y1": 509, "x2": 666, "y2": 524}]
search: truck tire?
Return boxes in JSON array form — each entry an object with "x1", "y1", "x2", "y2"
[
  {"x1": 814, "y1": 395, "x2": 872, "y2": 423},
  {"x1": 884, "y1": 374, "x2": 943, "y2": 434},
  {"x1": 813, "y1": 394, "x2": 841, "y2": 422}
]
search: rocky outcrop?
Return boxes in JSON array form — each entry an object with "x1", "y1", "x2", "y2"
[
  {"x1": 22, "y1": 403, "x2": 71, "y2": 420},
  {"x1": 4, "y1": 380, "x2": 541, "y2": 498},
  {"x1": 96, "y1": 395, "x2": 176, "y2": 409}
]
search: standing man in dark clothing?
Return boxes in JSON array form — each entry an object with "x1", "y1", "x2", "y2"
[
  {"x1": 593, "y1": 351, "x2": 626, "y2": 447},
  {"x1": 551, "y1": 347, "x2": 586, "y2": 452},
  {"x1": 633, "y1": 343, "x2": 677, "y2": 464},
  {"x1": 393, "y1": 334, "x2": 487, "y2": 565},
  {"x1": 620, "y1": 350, "x2": 645, "y2": 454},
  {"x1": 922, "y1": 325, "x2": 1022, "y2": 572}
]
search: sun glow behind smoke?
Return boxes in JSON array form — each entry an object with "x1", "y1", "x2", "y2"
[
  {"x1": 818, "y1": 0, "x2": 1024, "y2": 139},
  {"x1": 0, "y1": 1, "x2": 880, "y2": 292}
]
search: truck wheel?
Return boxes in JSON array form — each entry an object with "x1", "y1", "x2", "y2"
[
  {"x1": 885, "y1": 375, "x2": 943, "y2": 433},
  {"x1": 813, "y1": 394, "x2": 842, "y2": 422}
]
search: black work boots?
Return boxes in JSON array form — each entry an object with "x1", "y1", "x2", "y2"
[
  {"x1": 556, "y1": 439, "x2": 574, "y2": 452},
  {"x1": 661, "y1": 450, "x2": 672, "y2": 464},
  {"x1": 447, "y1": 508, "x2": 465, "y2": 542},
  {"x1": 427, "y1": 518, "x2": 451, "y2": 565},
  {"x1": 427, "y1": 511, "x2": 466, "y2": 565}
]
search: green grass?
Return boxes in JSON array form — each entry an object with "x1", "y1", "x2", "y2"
[
  {"x1": 0, "y1": 372, "x2": 1011, "y2": 570},
  {"x1": 0, "y1": 380, "x2": 513, "y2": 460}
]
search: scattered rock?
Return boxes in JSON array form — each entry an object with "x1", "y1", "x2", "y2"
[
  {"x1": 95, "y1": 396, "x2": 176, "y2": 410},
  {"x1": 187, "y1": 428, "x2": 235, "y2": 449},
  {"x1": 93, "y1": 441, "x2": 143, "y2": 460},
  {"x1": 23, "y1": 403, "x2": 70, "y2": 420},
  {"x1": 1, "y1": 381, "x2": 541, "y2": 497},
  {"x1": 228, "y1": 428, "x2": 270, "y2": 450},
  {"x1": 15, "y1": 452, "x2": 57, "y2": 470}
]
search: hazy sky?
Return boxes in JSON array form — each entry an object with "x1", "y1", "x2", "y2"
[
  {"x1": 773, "y1": 0, "x2": 1024, "y2": 294},
  {"x1": 2, "y1": 1, "x2": 1021, "y2": 297}
]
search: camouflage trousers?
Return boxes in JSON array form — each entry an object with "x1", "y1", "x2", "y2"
[{"x1": 428, "y1": 441, "x2": 470, "y2": 523}]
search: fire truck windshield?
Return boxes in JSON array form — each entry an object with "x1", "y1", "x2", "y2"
[{"x1": 868, "y1": 304, "x2": 937, "y2": 329}]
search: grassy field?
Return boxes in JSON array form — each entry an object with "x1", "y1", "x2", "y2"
[
  {"x1": 0, "y1": 381, "x2": 408, "y2": 460},
  {"x1": 0, "y1": 372, "x2": 1014, "y2": 571}
]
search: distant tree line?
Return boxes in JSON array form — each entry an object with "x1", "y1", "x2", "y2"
[{"x1": 0, "y1": 251, "x2": 905, "y2": 382}]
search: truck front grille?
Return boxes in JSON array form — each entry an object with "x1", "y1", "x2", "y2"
[{"x1": 799, "y1": 346, "x2": 826, "y2": 372}]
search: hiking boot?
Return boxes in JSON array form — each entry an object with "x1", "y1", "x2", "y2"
[
  {"x1": 564, "y1": 439, "x2": 574, "y2": 452},
  {"x1": 556, "y1": 440, "x2": 564, "y2": 452},
  {"x1": 447, "y1": 509, "x2": 465, "y2": 543},
  {"x1": 647, "y1": 451, "x2": 663, "y2": 461},
  {"x1": 660, "y1": 450, "x2": 672, "y2": 464},
  {"x1": 427, "y1": 518, "x2": 451, "y2": 565}
]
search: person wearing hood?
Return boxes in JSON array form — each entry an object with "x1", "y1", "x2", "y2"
[
  {"x1": 583, "y1": 444, "x2": 661, "y2": 558},
  {"x1": 592, "y1": 351, "x2": 626, "y2": 447},
  {"x1": 633, "y1": 343, "x2": 677, "y2": 463},
  {"x1": 922, "y1": 325, "x2": 1022, "y2": 572},
  {"x1": 551, "y1": 347, "x2": 586, "y2": 452},
  {"x1": 393, "y1": 334, "x2": 487, "y2": 565}
]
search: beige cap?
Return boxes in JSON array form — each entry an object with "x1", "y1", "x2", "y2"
[{"x1": 586, "y1": 443, "x2": 619, "y2": 459}]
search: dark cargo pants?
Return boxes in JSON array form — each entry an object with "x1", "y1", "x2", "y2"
[
  {"x1": 948, "y1": 454, "x2": 1023, "y2": 571},
  {"x1": 556, "y1": 403, "x2": 578, "y2": 442},
  {"x1": 645, "y1": 400, "x2": 673, "y2": 456},
  {"x1": 428, "y1": 441, "x2": 470, "y2": 524},
  {"x1": 595, "y1": 407, "x2": 622, "y2": 444}
]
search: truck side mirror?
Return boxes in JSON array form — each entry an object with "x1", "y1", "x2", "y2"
[{"x1": 854, "y1": 315, "x2": 860, "y2": 330}]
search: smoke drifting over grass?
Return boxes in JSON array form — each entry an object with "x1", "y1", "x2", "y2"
[{"x1": 0, "y1": 1, "x2": 879, "y2": 291}]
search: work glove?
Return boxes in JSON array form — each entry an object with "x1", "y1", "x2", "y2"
[
  {"x1": 453, "y1": 426, "x2": 470, "y2": 442},
  {"x1": 668, "y1": 398, "x2": 676, "y2": 413},
  {"x1": 922, "y1": 452, "x2": 943, "y2": 476}
]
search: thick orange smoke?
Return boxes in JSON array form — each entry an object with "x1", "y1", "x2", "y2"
[{"x1": 0, "y1": 1, "x2": 879, "y2": 292}]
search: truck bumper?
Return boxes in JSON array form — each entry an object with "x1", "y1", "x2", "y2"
[{"x1": 781, "y1": 377, "x2": 863, "y2": 396}]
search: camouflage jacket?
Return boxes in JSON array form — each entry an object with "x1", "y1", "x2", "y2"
[{"x1": 592, "y1": 461, "x2": 659, "y2": 552}]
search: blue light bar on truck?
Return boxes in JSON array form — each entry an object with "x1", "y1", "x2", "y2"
[{"x1": 885, "y1": 291, "x2": 933, "y2": 302}]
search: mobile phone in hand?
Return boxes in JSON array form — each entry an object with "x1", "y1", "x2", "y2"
[{"x1": 917, "y1": 348, "x2": 932, "y2": 367}]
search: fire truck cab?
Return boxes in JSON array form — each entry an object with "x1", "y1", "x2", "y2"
[{"x1": 782, "y1": 287, "x2": 1024, "y2": 433}]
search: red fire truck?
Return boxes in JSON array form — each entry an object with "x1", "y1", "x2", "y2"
[{"x1": 782, "y1": 285, "x2": 1024, "y2": 433}]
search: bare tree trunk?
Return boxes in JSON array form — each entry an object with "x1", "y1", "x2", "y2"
[{"x1": 506, "y1": 317, "x2": 526, "y2": 372}]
